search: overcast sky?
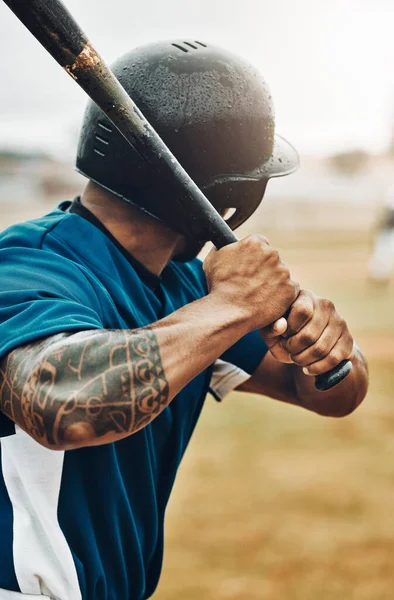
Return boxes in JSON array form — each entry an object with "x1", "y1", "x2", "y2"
[{"x1": 0, "y1": 0, "x2": 393, "y2": 157}]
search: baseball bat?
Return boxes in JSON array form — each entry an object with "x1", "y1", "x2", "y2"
[{"x1": 2, "y1": 0, "x2": 352, "y2": 392}]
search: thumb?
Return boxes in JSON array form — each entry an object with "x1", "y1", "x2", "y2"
[
  {"x1": 261, "y1": 318, "x2": 294, "y2": 364},
  {"x1": 264, "y1": 317, "x2": 288, "y2": 342}
]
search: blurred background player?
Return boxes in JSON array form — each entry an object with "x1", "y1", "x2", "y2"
[{"x1": 367, "y1": 184, "x2": 394, "y2": 284}]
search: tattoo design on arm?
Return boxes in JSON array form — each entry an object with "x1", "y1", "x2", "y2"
[{"x1": 0, "y1": 329, "x2": 169, "y2": 447}]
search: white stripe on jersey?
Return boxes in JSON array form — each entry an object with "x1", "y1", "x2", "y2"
[{"x1": 1, "y1": 427, "x2": 82, "y2": 600}]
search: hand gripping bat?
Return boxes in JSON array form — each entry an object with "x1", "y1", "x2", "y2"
[{"x1": 2, "y1": 0, "x2": 352, "y2": 391}]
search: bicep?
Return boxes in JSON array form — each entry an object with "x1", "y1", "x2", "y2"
[{"x1": 236, "y1": 352, "x2": 299, "y2": 406}]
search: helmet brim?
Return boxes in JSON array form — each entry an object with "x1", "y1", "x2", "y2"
[
  {"x1": 203, "y1": 133, "x2": 299, "y2": 183},
  {"x1": 265, "y1": 134, "x2": 300, "y2": 179}
]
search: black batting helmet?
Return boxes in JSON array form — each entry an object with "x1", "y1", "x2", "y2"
[{"x1": 76, "y1": 40, "x2": 299, "y2": 235}]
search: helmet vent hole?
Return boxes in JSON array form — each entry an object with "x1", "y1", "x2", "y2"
[
  {"x1": 223, "y1": 207, "x2": 237, "y2": 221},
  {"x1": 184, "y1": 42, "x2": 198, "y2": 50},
  {"x1": 95, "y1": 135, "x2": 109, "y2": 146},
  {"x1": 98, "y1": 121, "x2": 113, "y2": 133},
  {"x1": 93, "y1": 148, "x2": 106, "y2": 157},
  {"x1": 195, "y1": 41, "x2": 207, "y2": 47},
  {"x1": 172, "y1": 43, "x2": 188, "y2": 53}
]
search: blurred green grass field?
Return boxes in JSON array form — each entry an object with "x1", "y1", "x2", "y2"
[{"x1": 155, "y1": 226, "x2": 394, "y2": 600}]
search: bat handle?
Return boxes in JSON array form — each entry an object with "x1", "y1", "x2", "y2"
[{"x1": 208, "y1": 220, "x2": 238, "y2": 248}]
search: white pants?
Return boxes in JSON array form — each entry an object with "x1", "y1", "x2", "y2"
[{"x1": 0, "y1": 591, "x2": 51, "y2": 599}]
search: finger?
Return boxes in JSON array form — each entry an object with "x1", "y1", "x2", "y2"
[
  {"x1": 289, "y1": 317, "x2": 342, "y2": 367},
  {"x1": 248, "y1": 233, "x2": 270, "y2": 246},
  {"x1": 269, "y1": 343, "x2": 294, "y2": 364},
  {"x1": 283, "y1": 309, "x2": 330, "y2": 356},
  {"x1": 284, "y1": 290, "x2": 314, "y2": 336},
  {"x1": 240, "y1": 233, "x2": 270, "y2": 250},
  {"x1": 302, "y1": 332, "x2": 354, "y2": 376}
]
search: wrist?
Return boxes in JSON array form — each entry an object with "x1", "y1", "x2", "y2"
[{"x1": 204, "y1": 290, "x2": 252, "y2": 338}]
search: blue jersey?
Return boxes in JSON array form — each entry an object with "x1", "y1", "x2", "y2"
[{"x1": 0, "y1": 200, "x2": 267, "y2": 600}]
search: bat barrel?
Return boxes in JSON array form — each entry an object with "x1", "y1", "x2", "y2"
[{"x1": 3, "y1": 0, "x2": 88, "y2": 66}]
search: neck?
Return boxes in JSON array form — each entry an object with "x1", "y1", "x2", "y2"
[{"x1": 81, "y1": 182, "x2": 182, "y2": 276}]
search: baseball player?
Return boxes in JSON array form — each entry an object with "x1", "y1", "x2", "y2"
[{"x1": 0, "y1": 42, "x2": 368, "y2": 600}]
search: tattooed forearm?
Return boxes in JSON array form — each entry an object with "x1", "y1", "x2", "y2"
[{"x1": 0, "y1": 329, "x2": 169, "y2": 448}]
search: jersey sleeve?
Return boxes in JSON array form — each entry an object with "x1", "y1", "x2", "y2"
[
  {"x1": 209, "y1": 359, "x2": 251, "y2": 401},
  {"x1": 0, "y1": 247, "x2": 104, "y2": 438},
  {"x1": 220, "y1": 329, "x2": 268, "y2": 374}
]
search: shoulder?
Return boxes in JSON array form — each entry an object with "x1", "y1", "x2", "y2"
[
  {"x1": 0, "y1": 205, "x2": 102, "y2": 304},
  {"x1": 0, "y1": 203, "x2": 69, "y2": 251}
]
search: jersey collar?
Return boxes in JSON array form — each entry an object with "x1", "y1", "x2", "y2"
[{"x1": 65, "y1": 198, "x2": 162, "y2": 291}]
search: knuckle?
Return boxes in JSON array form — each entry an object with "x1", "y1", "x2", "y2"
[
  {"x1": 270, "y1": 248, "x2": 280, "y2": 261},
  {"x1": 320, "y1": 297, "x2": 335, "y2": 312},
  {"x1": 299, "y1": 331, "x2": 316, "y2": 347},
  {"x1": 280, "y1": 266, "x2": 291, "y2": 279},
  {"x1": 295, "y1": 302, "x2": 313, "y2": 321},
  {"x1": 327, "y1": 351, "x2": 341, "y2": 368},
  {"x1": 266, "y1": 247, "x2": 280, "y2": 265},
  {"x1": 282, "y1": 273, "x2": 295, "y2": 294},
  {"x1": 244, "y1": 233, "x2": 267, "y2": 248},
  {"x1": 300, "y1": 288, "x2": 314, "y2": 300},
  {"x1": 311, "y1": 343, "x2": 327, "y2": 360}
]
